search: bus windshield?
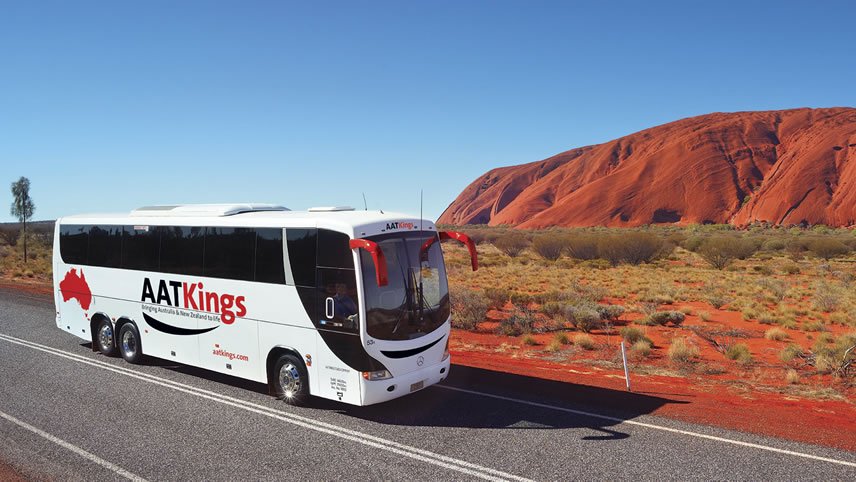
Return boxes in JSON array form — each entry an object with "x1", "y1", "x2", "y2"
[{"x1": 359, "y1": 231, "x2": 450, "y2": 341}]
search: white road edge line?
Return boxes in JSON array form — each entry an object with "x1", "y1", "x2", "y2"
[
  {"x1": 0, "y1": 333, "x2": 530, "y2": 482},
  {"x1": 436, "y1": 385, "x2": 856, "y2": 468},
  {"x1": 0, "y1": 410, "x2": 148, "y2": 482}
]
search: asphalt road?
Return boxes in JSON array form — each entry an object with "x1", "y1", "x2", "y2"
[{"x1": 1, "y1": 287, "x2": 854, "y2": 481}]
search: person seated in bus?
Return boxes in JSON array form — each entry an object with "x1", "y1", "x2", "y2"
[{"x1": 334, "y1": 282, "x2": 357, "y2": 319}]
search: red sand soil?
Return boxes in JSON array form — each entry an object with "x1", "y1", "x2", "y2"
[
  {"x1": 451, "y1": 305, "x2": 856, "y2": 452},
  {"x1": 439, "y1": 107, "x2": 856, "y2": 227}
]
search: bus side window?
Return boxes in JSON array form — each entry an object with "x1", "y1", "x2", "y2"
[
  {"x1": 122, "y1": 226, "x2": 159, "y2": 271},
  {"x1": 160, "y1": 226, "x2": 204, "y2": 276},
  {"x1": 59, "y1": 225, "x2": 89, "y2": 265},
  {"x1": 286, "y1": 228, "x2": 317, "y2": 287},
  {"x1": 316, "y1": 229, "x2": 358, "y2": 332},
  {"x1": 204, "y1": 227, "x2": 255, "y2": 281},
  {"x1": 88, "y1": 225, "x2": 122, "y2": 268},
  {"x1": 255, "y1": 228, "x2": 285, "y2": 284}
]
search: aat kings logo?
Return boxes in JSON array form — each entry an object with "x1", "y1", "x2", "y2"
[
  {"x1": 59, "y1": 268, "x2": 92, "y2": 311},
  {"x1": 141, "y1": 277, "x2": 247, "y2": 324},
  {"x1": 385, "y1": 221, "x2": 415, "y2": 230}
]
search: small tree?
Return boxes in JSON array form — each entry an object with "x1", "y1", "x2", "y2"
[
  {"x1": 698, "y1": 236, "x2": 756, "y2": 270},
  {"x1": 10, "y1": 176, "x2": 36, "y2": 263},
  {"x1": 532, "y1": 234, "x2": 565, "y2": 261},
  {"x1": 494, "y1": 234, "x2": 528, "y2": 257},
  {"x1": 807, "y1": 238, "x2": 850, "y2": 260}
]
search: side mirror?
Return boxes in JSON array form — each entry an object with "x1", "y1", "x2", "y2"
[
  {"x1": 350, "y1": 239, "x2": 389, "y2": 286},
  {"x1": 420, "y1": 231, "x2": 478, "y2": 271}
]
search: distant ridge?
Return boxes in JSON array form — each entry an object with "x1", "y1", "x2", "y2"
[{"x1": 439, "y1": 108, "x2": 856, "y2": 228}]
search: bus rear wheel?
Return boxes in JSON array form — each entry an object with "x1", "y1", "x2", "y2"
[
  {"x1": 118, "y1": 323, "x2": 143, "y2": 364},
  {"x1": 273, "y1": 354, "x2": 310, "y2": 406},
  {"x1": 95, "y1": 319, "x2": 118, "y2": 357}
]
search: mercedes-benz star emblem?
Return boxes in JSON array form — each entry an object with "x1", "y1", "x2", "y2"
[{"x1": 416, "y1": 356, "x2": 424, "y2": 366}]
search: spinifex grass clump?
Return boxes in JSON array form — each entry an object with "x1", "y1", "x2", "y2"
[{"x1": 668, "y1": 337, "x2": 699, "y2": 363}]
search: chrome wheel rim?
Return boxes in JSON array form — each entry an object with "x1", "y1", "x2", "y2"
[
  {"x1": 122, "y1": 330, "x2": 137, "y2": 357},
  {"x1": 278, "y1": 363, "x2": 301, "y2": 399},
  {"x1": 98, "y1": 323, "x2": 113, "y2": 350}
]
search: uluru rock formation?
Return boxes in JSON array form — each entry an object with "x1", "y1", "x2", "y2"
[{"x1": 439, "y1": 108, "x2": 856, "y2": 228}]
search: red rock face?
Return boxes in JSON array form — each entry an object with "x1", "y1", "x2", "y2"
[
  {"x1": 59, "y1": 268, "x2": 92, "y2": 311},
  {"x1": 438, "y1": 108, "x2": 856, "y2": 228}
]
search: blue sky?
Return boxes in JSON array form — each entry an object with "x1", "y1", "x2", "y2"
[{"x1": 2, "y1": 1, "x2": 855, "y2": 222}]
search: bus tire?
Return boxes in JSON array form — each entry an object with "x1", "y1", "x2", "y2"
[
  {"x1": 118, "y1": 323, "x2": 144, "y2": 364},
  {"x1": 95, "y1": 318, "x2": 118, "y2": 357},
  {"x1": 273, "y1": 354, "x2": 310, "y2": 406}
]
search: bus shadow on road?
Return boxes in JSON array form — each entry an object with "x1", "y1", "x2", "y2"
[{"x1": 338, "y1": 364, "x2": 684, "y2": 438}]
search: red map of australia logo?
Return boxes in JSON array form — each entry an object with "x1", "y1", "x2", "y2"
[{"x1": 59, "y1": 268, "x2": 92, "y2": 311}]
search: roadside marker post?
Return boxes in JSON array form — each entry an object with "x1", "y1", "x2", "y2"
[{"x1": 620, "y1": 341, "x2": 631, "y2": 391}]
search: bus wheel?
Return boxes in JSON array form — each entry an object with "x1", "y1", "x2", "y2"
[
  {"x1": 95, "y1": 319, "x2": 118, "y2": 357},
  {"x1": 118, "y1": 323, "x2": 143, "y2": 364},
  {"x1": 273, "y1": 354, "x2": 310, "y2": 406}
]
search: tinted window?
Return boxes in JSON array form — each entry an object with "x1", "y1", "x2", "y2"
[
  {"x1": 204, "y1": 227, "x2": 255, "y2": 281},
  {"x1": 160, "y1": 226, "x2": 204, "y2": 276},
  {"x1": 122, "y1": 226, "x2": 160, "y2": 271},
  {"x1": 287, "y1": 228, "x2": 316, "y2": 287},
  {"x1": 88, "y1": 225, "x2": 122, "y2": 267},
  {"x1": 59, "y1": 225, "x2": 89, "y2": 264},
  {"x1": 255, "y1": 228, "x2": 284, "y2": 284},
  {"x1": 317, "y1": 229, "x2": 353, "y2": 269}
]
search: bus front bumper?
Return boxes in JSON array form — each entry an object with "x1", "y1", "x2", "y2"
[{"x1": 360, "y1": 357, "x2": 451, "y2": 406}]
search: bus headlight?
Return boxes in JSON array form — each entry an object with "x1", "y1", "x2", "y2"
[{"x1": 362, "y1": 369, "x2": 393, "y2": 381}]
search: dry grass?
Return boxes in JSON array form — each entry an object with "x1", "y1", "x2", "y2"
[
  {"x1": 764, "y1": 327, "x2": 789, "y2": 341},
  {"x1": 667, "y1": 338, "x2": 699, "y2": 363},
  {"x1": 573, "y1": 334, "x2": 596, "y2": 350}
]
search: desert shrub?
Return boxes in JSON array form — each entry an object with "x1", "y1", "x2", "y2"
[
  {"x1": 553, "y1": 332, "x2": 571, "y2": 345},
  {"x1": 780, "y1": 343, "x2": 803, "y2": 362},
  {"x1": 521, "y1": 334, "x2": 538, "y2": 346},
  {"x1": 780, "y1": 262, "x2": 800, "y2": 275},
  {"x1": 764, "y1": 328, "x2": 789, "y2": 342},
  {"x1": 596, "y1": 304, "x2": 626, "y2": 322},
  {"x1": 564, "y1": 235, "x2": 600, "y2": 260},
  {"x1": 573, "y1": 333, "x2": 596, "y2": 350},
  {"x1": 648, "y1": 310, "x2": 686, "y2": 327},
  {"x1": 620, "y1": 326, "x2": 650, "y2": 344},
  {"x1": 540, "y1": 301, "x2": 563, "y2": 318},
  {"x1": 812, "y1": 283, "x2": 841, "y2": 312},
  {"x1": 497, "y1": 308, "x2": 537, "y2": 336},
  {"x1": 509, "y1": 291, "x2": 534, "y2": 307},
  {"x1": 785, "y1": 369, "x2": 800, "y2": 384},
  {"x1": 532, "y1": 234, "x2": 566, "y2": 261},
  {"x1": 451, "y1": 287, "x2": 489, "y2": 330},
  {"x1": 725, "y1": 343, "x2": 752, "y2": 363},
  {"x1": 668, "y1": 337, "x2": 699, "y2": 363},
  {"x1": 562, "y1": 304, "x2": 601, "y2": 332},
  {"x1": 698, "y1": 310, "x2": 712, "y2": 322},
  {"x1": 741, "y1": 308, "x2": 758, "y2": 321},
  {"x1": 631, "y1": 339, "x2": 653, "y2": 357},
  {"x1": 682, "y1": 236, "x2": 705, "y2": 252},
  {"x1": 807, "y1": 238, "x2": 850, "y2": 260},
  {"x1": 494, "y1": 234, "x2": 529, "y2": 257},
  {"x1": 484, "y1": 287, "x2": 511, "y2": 308},
  {"x1": 762, "y1": 238, "x2": 787, "y2": 251},
  {"x1": 698, "y1": 236, "x2": 758, "y2": 269},
  {"x1": 597, "y1": 232, "x2": 666, "y2": 265},
  {"x1": 0, "y1": 227, "x2": 20, "y2": 246}
]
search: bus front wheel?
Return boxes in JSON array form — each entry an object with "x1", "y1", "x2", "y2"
[
  {"x1": 273, "y1": 354, "x2": 310, "y2": 406},
  {"x1": 118, "y1": 323, "x2": 143, "y2": 364}
]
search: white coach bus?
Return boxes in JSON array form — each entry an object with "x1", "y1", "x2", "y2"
[{"x1": 52, "y1": 204, "x2": 477, "y2": 406}]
